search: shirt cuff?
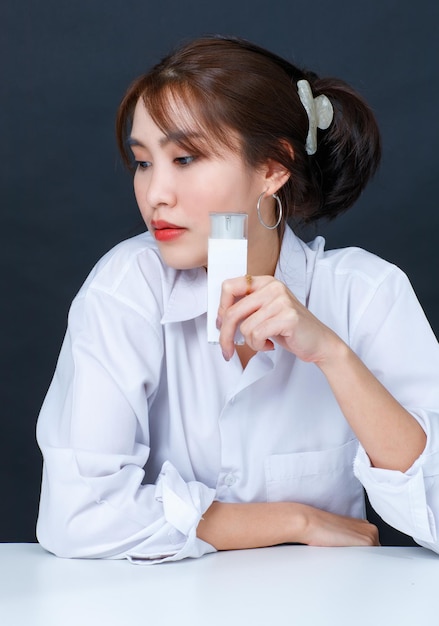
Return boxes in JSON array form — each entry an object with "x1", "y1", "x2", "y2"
[
  {"x1": 353, "y1": 446, "x2": 436, "y2": 544},
  {"x1": 127, "y1": 461, "x2": 217, "y2": 564}
]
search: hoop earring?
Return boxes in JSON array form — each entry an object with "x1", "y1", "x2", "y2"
[{"x1": 256, "y1": 192, "x2": 283, "y2": 230}]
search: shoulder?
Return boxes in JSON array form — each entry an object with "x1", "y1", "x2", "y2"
[
  {"x1": 306, "y1": 237, "x2": 398, "y2": 278},
  {"x1": 79, "y1": 232, "x2": 174, "y2": 293},
  {"x1": 71, "y1": 232, "x2": 179, "y2": 321},
  {"x1": 305, "y1": 236, "x2": 401, "y2": 286},
  {"x1": 279, "y1": 226, "x2": 410, "y2": 312},
  {"x1": 299, "y1": 235, "x2": 416, "y2": 333}
]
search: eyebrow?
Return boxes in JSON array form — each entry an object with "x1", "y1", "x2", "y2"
[
  {"x1": 127, "y1": 130, "x2": 202, "y2": 149},
  {"x1": 127, "y1": 137, "x2": 145, "y2": 148}
]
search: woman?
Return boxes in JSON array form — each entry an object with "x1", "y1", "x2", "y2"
[{"x1": 36, "y1": 36, "x2": 439, "y2": 563}]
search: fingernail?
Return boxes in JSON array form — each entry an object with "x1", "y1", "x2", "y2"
[
  {"x1": 222, "y1": 349, "x2": 230, "y2": 362},
  {"x1": 216, "y1": 316, "x2": 222, "y2": 330}
]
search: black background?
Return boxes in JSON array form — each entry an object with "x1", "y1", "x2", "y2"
[{"x1": 1, "y1": 1, "x2": 438, "y2": 544}]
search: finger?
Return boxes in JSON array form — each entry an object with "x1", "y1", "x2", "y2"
[
  {"x1": 219, "y1": 291, "x2": 261, "y2": 359},
  {"x1": 218, "y1": 275, "x2": 283, "y2": 327},
  {"x1": 217, "y1": 276, "x2": 270, "y2": 359},
  {"x1": 221, "y1": 297, "x2": 289, "y2": 357},
  {"x1": 238, "y1": 286, "x2": 302, "y2": 350},
  {"x1": 239, "y1": 291, "x2": 293, "y2": 333},
  {"x1": 242, "y1": 315, "x2": 295, "y2": 352},
  {"x1": 217, "y1": 275, "x2": 260, "y2": 323},
  {"x1": 218, "y1": 276, "x2": 289, "y2": 359}
]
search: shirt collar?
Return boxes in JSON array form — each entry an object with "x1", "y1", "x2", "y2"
[
  {"x1": 274, "y1": 225, "x2": 307, "y2": 306},
  {"x1": 161, "y1": 266, "x2": 208, "y2": 323},
  {"x1": 161, "y1": 225, "x2": 307, "y2": 324}
]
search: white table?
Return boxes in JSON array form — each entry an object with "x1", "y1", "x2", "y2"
[{"x1": 0, "y1": 543, "x2": 438, "y2": 625}]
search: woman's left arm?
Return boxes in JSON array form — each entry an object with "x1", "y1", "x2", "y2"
[
  {"x1": 217, "y1": 275, "x2": 426, "y2": 472},
  {"x1": 315, "y1": 339, "x2": 426, "y2": 471}
]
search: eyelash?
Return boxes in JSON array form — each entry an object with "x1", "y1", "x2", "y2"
[
  {"x1": 174, "y1": 155, "x2": 196, "y2": 166},
  {"x1": 135, "y1": 155, "x2": 196, "y2": 170}
]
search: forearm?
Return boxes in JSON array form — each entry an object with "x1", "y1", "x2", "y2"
[
  {"x1": 197, "y1": 501, "x2": 305, "y2": 550},
  {"x1": 318, "y1": 340, "x2": 427, "y2": 472},
  {"x1": 197, "y1": 501, "x2": 379, "y2": 549}
]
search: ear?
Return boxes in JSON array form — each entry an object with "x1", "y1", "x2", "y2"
[
  {"x1": 262, "y1": 159, "x2": 291, "y2": 195},
  {"x1": 260, "y1": 140, "x2": 293, "y2": 195}
]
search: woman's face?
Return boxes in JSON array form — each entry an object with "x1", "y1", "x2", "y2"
[{"x1": 130, "y1": 98, "x2": 269, "y2": 270}]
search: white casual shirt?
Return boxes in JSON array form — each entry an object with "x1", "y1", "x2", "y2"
[{"x1": 36, "y1": 226, "x2": 439, "y2": 563}]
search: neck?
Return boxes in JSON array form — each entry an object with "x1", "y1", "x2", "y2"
[{"x1": 247, "y1": 226, "x2": 281, "y2": 277}]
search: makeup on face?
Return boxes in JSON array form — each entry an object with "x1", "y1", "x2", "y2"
[{"x1": 151, "y1": 220, "x2": 187, "y2": 242}]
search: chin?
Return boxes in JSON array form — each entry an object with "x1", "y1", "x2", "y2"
[{"x1": 160, "y1": 252, "x2": 207, "y2": 271}]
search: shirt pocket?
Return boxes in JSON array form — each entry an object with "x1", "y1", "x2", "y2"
[{"x1": 265, "y1": 439, "x2": 364, "y2": 518}]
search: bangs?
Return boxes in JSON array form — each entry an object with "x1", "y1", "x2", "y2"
[{"x1": 142, "y1": 83, "x2": 241, "y2": 158}]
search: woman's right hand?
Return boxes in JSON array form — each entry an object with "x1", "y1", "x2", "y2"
[
  {"x1": 299, "y1": 504, "x2": 380, "y2": 547},
  {"x1": 197, "y1": 501, "x2": 380, "y2": 550}
]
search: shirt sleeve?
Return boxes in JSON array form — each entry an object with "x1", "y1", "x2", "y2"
[
  {"x1": 36, "y1": 286, "x2": 216, "y2": 564},
  {"x1": 350, "y1": 266, "x2": 439, "y2": 552}
]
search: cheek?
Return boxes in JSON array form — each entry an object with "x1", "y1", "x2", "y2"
[
  {"x1": 133, "y1": 174, "x2": 141, "y2": 204},
  {"x1": 133, "y1": 173, "x2": 143, "y2": 202},
  {"x1": 133, "y1": 176, "x2": 151, "y2": 219}
]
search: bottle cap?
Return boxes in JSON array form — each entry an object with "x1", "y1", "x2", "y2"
[{"x1": 209, "y1": 213, "x2": 248, "y2": 239}]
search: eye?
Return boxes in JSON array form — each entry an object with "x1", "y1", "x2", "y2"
[
  {"x1": 174, "y1": 155, "x2": 196, "y2": 166},
  {"x1": 136, "y1": 161, "x2": 152, "y2": 170}
]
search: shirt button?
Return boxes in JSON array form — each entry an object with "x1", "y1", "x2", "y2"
[{"x1": 224, "y1": 473, "x2": 236, "y2": 487}]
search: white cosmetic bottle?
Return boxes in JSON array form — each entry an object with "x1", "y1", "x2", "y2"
[{"x1": 207, "y1": 212, "x2": 248, "y2": 344}]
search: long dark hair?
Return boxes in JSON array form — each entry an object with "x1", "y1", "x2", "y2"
[{"x1": 116, "y1": 36, "x2": 381, "y2": 224}]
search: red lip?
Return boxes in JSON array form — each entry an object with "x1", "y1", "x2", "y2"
[
  {"x1": 151, "y1": 220, "x2": 181, "y2": 229},
  {"x1": 151, "y1": 220, "x2": 186, "y2": 242}
]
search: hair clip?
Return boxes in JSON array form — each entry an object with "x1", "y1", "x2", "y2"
[{"x1": 297, "y1": 79, "x2": 334, "y2": 155}]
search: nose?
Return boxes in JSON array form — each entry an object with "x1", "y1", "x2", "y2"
[{"x1": 143, "y1": 165, "x2": 177, "y2": 209}]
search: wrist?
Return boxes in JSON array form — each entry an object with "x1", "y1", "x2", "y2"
[
  {"x1": 285, "y1": 502, "x2": 310, "y2": 544},
  {"x1": 315, "y1": 335, "x2": 352, "y2": 375}
]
